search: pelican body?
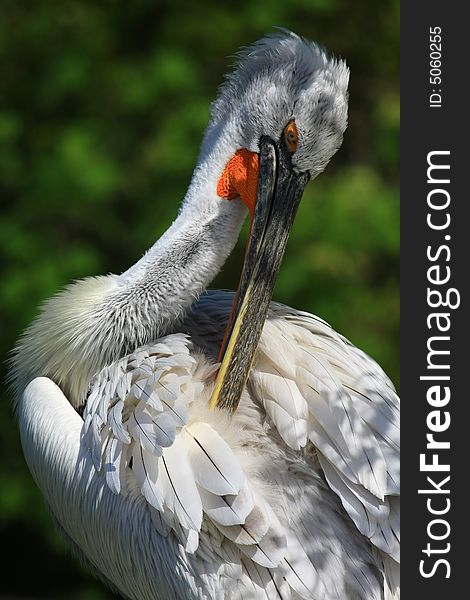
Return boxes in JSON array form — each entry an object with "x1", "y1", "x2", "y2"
[{"x1": 11, "y1": 32, "x2": 399, "y2": 599}]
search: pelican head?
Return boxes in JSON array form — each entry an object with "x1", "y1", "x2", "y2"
[
  {"x1": 206, "y1": 32, "x2": 349, "y2": 410},
  {"x1": 206, "y1": 31, "x2": 349, "y2": 179},
  {"x1": 11, "y1": 31, "x2": 349, "y2": 414}
]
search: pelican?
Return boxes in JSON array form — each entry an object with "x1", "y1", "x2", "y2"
[{"x1": 11, "y1": 32, "x2": 399, "y2": 600}]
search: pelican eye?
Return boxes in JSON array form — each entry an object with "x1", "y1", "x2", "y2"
[{"x1": 284, "y1": 121, "x2": 298, "y2": 153}]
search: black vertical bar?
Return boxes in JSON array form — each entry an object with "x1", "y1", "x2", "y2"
[{"x1": 402, "y1": 4, "x2": 468, "y2": 598}]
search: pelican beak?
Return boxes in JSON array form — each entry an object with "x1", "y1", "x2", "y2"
[{"x1": 210, "y1": 135, "x2": 309, "y2": 412}]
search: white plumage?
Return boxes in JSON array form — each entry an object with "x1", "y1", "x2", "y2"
[{"x1": 11, "y1": 32, "x2": 399, "y2": 599}]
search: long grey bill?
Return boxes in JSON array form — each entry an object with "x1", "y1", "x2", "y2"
[{"x1": 210, "y1": 136, "x2": 309, "y2": 412}]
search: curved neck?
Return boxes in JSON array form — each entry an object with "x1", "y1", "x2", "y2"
[
  {"x1": 114, "y1": 122, "x2": 248, "y2": 340},
  {"x1": 114, "y1": 194, "x2": 246, "y2": 342},
  {"x1": 11, "y1": 130, "x2": 248, "y2": 409}
]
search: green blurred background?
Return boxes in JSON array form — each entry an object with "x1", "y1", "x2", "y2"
[{"x1": 0, "y1": 0, "x2": 399, "y2": 597}]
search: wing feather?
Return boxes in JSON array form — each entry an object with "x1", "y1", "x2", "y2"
[
  {"x1": 108, "y1": 400, "x2": 131, "y2": 444},
  {"x1": 249, "y1": 303, "x2": 400, "y2": 572},
  {"x1": 104, "y1": 436, "x2": 126, "y2": 495},
  {"x1": 132, "y1": 446, "x2": 164, "y2": 511},
  {"x1": 185, "y1": 422, "x2": 244, "y2": 496},
  {"x1": 127, "y1": 408, "x2": 164, "y2": 457},
  {"x1": 159, "y1": 434, "x2": 203, "y2": 532},
  {"x1": 198, "y1": 483, "x2": 255, "y2": 526}
]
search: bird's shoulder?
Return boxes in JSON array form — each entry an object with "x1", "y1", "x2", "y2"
[
  {"x1": 82, "y1": 290, "x2": 399, "y2": 597},
  {"x1": 83, "y1": 332, "x2": 329, "y2": 598}
]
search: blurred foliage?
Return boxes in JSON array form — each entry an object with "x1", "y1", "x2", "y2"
[{"x1": 0, "y1": 0, "x2": 399, "y2": 597}]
